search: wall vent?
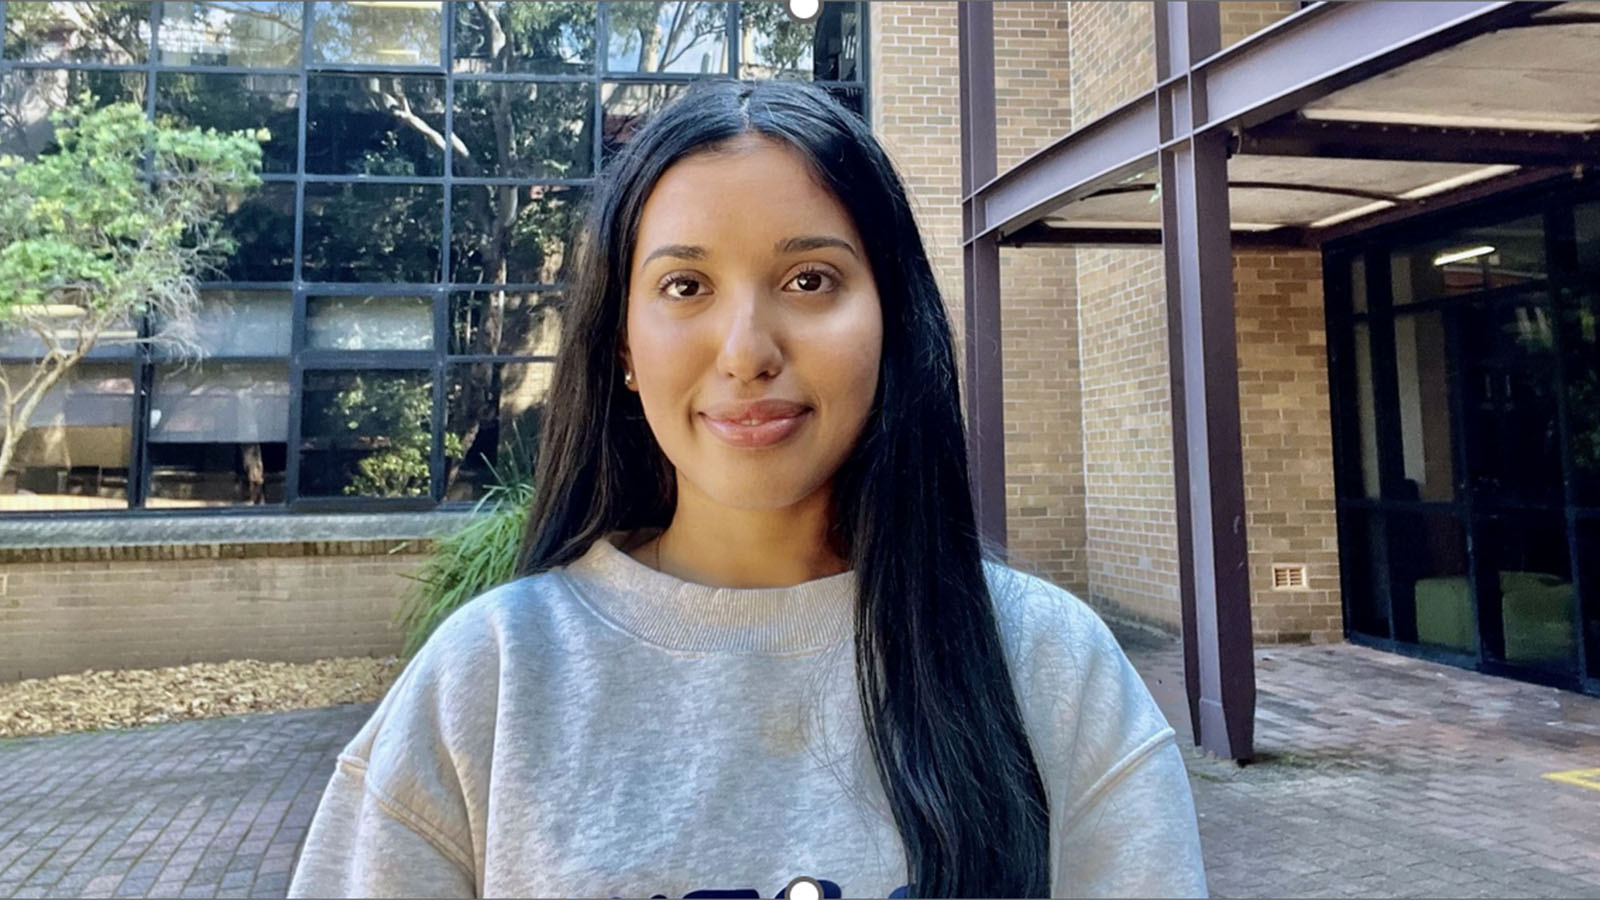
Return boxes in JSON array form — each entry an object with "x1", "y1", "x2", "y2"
[{"x1": 1271, "y1": 564, "x2": 1309, "y2": 591}]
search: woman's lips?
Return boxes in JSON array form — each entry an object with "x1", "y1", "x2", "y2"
[{"x1": 698, "y1": 410, "x2": 811, "y2": 449}]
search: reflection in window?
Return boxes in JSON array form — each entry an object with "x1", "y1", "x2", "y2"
[
  {"x1": 185, "y1": 291, "x2": 293, "y2": 357},
  {"x1": 302, "y1": 183, "x2": 444, "y2": 283},
  {"x1": 1579, "y1": 522, "x2": 1599, "y2": 681},
  {"x1": 444, "y1": 361, "x2": 552, "y2": 501},
  {"x1": 449, "y1": 291, "x2": 561, "y2": 357},
  {"x1": 607, "y1": 2, "x2": 728, "y2": 74},
  {"x1": 307, "y1": 295, "x2": 433, "y2": 351},
  {"x1": 299, "y1": 369, "x2": 434, "y2": 498},
  {"x1": 453, "y1": 2, "x2": 595, "y2": 75},
  {"x1": 1392, "y1": 312, "x2": 1456, "y2": 502},
  {"x1": 451, "y1": 81, "x2": 593, "y2": 178},
  {"x1": 601, "y1": 82, "x2": 686, "y2": 158},
  {"x1": 2, "y1": 2, "x2": 150, "y2": 64},
  {"x1": 1390, "y1": 214, "x2": 1547, "y2": 305},
  {"x1": 1390, "y1": 511, "x2": 1469, "y2": 652},
  {"x1": 157, "y1": 72, "x2": 300, "y2": 174},
  {"x1": 157, "y1": 1, "x2": 302, "y2": 67},
  {"x1": 0, "y1": 306, "x2": 138, "y2": 362},
  {"x1": 1351, "y1": 323, "x2": 1380, "y2": 499},
  {"x1": 739, "y1": 1, "x2": 858, "y2": 81},
  {"x1": 451, "y1": 185, "x2": 581, "y2": 286},
  {"x1": 1475, "y1": 513, "x2": 1575, "y2": 672},
  {"x1": 1457, "y1": 299, "x2": 1562, "y2": 506},
  {"x1": 1560, "y1": 289, "x2": 1600, "y2": 507},
  {"x1": 0, "y1": 68, "x2": 145, "y2": 160},
  {"x1": 0, "y1": 363, "x2": 133, "y2": 511},
  {"x1": 147, "y1": 363, "x2": 289, "y2": 507},
  {"x1": 310, "y1": 1, "x2": 443, "y2": 67},
  {"x1": 307, "y1": 73, "x2": 445, "y2": 176},
  {"x1": 220, "y1": 182, "x2": 296, "y2": 282}
]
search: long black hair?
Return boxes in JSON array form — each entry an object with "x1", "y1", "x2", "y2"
[{"x1": 516, "y1": 80, "x2": 1049, "y2": 898}]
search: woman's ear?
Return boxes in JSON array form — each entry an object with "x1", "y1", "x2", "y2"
[{"x1": 618, "y1": 344, "x2": 637, "y2": 392}]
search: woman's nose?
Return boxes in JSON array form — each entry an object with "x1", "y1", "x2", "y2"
[{"x1": 714, "y1": 290, "x2": 783, "y2": 383}]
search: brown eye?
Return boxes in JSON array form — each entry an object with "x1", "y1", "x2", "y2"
[
  {"x1": 663, "y1": 276, "x2": 705, "y2": 299},
  {"x1": 785, "y1": 269, "x2": 836, "y2": 293}
]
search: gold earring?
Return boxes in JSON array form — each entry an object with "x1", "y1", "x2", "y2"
[{"x1": 623, "y1": 370, "x2": 635, "y2": 387}]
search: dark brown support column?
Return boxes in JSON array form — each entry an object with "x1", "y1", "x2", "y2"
[
  {"x1": 958, "y1": 1, "x2": 1007, "y2": 552},
  {"x1": 1155, "y1": 1, "x2": 1256, "y2": 761}
]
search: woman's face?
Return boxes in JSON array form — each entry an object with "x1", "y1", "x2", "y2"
[{"x1": 622, "y1": 135, "x2": 883, "y2": 513}]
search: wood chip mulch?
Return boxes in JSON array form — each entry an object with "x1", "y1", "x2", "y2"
[{"x1": 0, "y1": 656, "x2": 403, "y2": 739}]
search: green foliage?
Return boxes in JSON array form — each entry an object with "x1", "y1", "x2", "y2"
[
  {"x1": 395, "y1": 457, "x2": 534, "y2": 657},
  {"x1": 0, "y1": 98, "x2": 263, "y2": 481},
  {"x1": 318, "y1": 374, "x2": 463, "y2": 498}
]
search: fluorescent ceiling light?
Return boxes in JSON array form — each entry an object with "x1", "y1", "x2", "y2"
[
  {"x1": 1432, "y1": 245, "x2": 1495, "y2": 266},
  {"x1": 1301, "y1": 108, "x2": 1599, "y2": 134},
  {"x1": 1040, "y1": 218, "x2": 1285, "y2": 231},
  {"x1": 1398, "y1": 165, "x2": 1520, "y2": 200},
  {"x1": 1308, "y1": 200, "x2": 1397, "y2": 229}
]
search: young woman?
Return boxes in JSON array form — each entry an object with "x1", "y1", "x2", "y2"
[{"x1": 289, "y1": 80, "x2": 1206, "y2": 899}]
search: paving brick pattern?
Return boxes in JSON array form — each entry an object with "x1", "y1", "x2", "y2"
[{"x1": 3, "y1": 638, "x2": 1598, "y2": 898}]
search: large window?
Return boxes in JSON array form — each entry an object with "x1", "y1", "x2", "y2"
[
  {"x1": 1327, "y1": 190, "x2": 1600, "y2": 696},
  {"x1": 0, "y1": 0, "x2": 868, "y2": 513}
]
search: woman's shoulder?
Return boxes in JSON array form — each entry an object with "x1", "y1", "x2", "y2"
[{"x1": 979, "y1": 560, "x2": 1178, "y2": 788}]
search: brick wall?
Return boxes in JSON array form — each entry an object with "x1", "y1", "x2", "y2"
[
  {"x1": 994, "y1": 3, "x2": 1086, "y2": 593},
  {"x1": 874, "y1": 2, "x2": 1088, "y2": 591},
  {"x1": 1233, "y1": 251, "x2": 1342, "y2": 643},
  {"x1": 1220, "y1": 1, "x2": 1302, "y2": 48},
  {"x1": 0, "y1": 542, "x2": 427, "y2": 681}
]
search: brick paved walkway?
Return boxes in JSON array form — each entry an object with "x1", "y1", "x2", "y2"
[{"x1": 1, "y1": 636, "x2": 1598, "y2": 899}]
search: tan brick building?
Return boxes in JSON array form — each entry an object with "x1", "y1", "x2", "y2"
[{"x1": 5, "y1": 2, "x2": 1597, "y2": 702}]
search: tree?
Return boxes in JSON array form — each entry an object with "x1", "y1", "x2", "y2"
[{"x1": 0, "y1": 100, "x2": 264, "y2": 485}]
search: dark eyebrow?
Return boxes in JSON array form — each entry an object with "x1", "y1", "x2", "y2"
[
  {"x1": 776, "y1": 235, "x2": 858, "y2": 258},
  {"x1": 640, "y1": 244, "x2": 707, "y2": 266}
]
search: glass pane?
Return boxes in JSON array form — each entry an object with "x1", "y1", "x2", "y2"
[
  {"x1": 3, "y1": 2, "x2": 150, "y2": 63},
  {"x1": 306, "y1": 73, "x2": 444, "y2": 176},
  {"x1": 0, "y1": 68, "x2": 145, "y2": 160},
  {"x1": 451, "y1": 185, "x2": 581, "y2": 286},
  {"x1": 453, "y1": 1, "x2": 595, "y2": 75},
  {"x1": 149, "y1": 362, "x2": 289, "y2": 443},
  {"x1": 1338, "y1": 510, "x2": 1388, "y2": 639},
  {"x1": 1352, "y1": 322, "x2": 1380, "y2": 499},
  {"x1": 181, "y1": 290, "x2": 293, "y2": 357},
  {"x1": 157, "y1": 72, "x2": 299, "y2": 174},
  {"x1": 148, "y1": 441, "x2": 286, "y2": 507},
  {"x1": 738, "y1": 1, "x2": 858, "y2": 81},
  {"x1": 1390, "y1": 511, "x2": 1470, "y2": 652},
  {"x1": 1390, "y1": 214, "x2": 1546, "y2": 305},
  {"x1": 1392, "y1": 312, "x2": 1457, "y2": 502},
  {"x1": 220, "y1": 181, "x2": 296, "y2": 282},
  {"x1": 1579, "y1": 521, "x2": 1599, "y2": 681},
  {"x1": 0, "y1": 363, "x2": 132, "y2": 512},
  {"x1": 601, "y1": 82, "x2": 686, "y2": 159},
  {"x1": 157, "y1": 1, "x2": 302, "y2": 67},
  {"x1": 1562, "y1": 288, "x2": 1600, "y2": 507},
  {"x1": 1457, "y1": 299, "x2": 1563, "y2": 506},
  {"x1": 607, "y1": 2, "x2": 728, "y2": 74},
  {"x1": 1350, "y1": 254, "x2": 1368, "y2": 315},
  {"x1": 306, "y1": 295, "x2": 433, "y2": 351},
  {"x1": 302, "y1": 183, "x2": 444, "y2": 283},
  {"x1": 1474, "y1": 512, "x2": 1576, "y2": 674},
  {"x1": 444, "y1": 361, "x2": 552, "y2": 501},
  {"x1": 0, "y1": 309, "x2": 137, "y2": 361},
  {"x1": 449, "y1": 290, "x2": 561, "y2": 356},
  {"x1": 451, "y1": 81, "x2": 593, "y2": 179},
  {"x1": 298, "y1": 369, "x2": 434, "y2": 498},
  {"x1": 310, "y1": 1, "x2": 442, "y2": 67}
]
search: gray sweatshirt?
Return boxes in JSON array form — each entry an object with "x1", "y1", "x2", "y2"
[{"x1": 287, "y1": 532, "x2": 1207, "y2": 899}]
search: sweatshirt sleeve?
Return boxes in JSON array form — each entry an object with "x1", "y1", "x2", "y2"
[
  {"x1": 986, "y1": 564, "x2": 1208, "y2": 899},
  {"x1": 1050, "y1": 731, "x2": 1207, "y2": 898},
  {"x1": 287, "y1": 756, "x2": 477, "y2": 899}
]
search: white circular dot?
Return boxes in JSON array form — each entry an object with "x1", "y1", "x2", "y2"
[
  {"x1": 787, "y1": 0, "x2": 822, "y2": 22},
  {"x1": 786, "y1": 877, "x2": 822, "y2": 900}
]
